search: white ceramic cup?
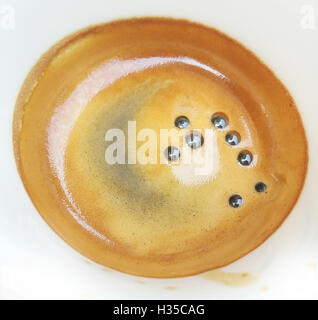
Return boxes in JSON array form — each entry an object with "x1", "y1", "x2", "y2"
[{"x1": 0, "y1": 0, "x2": 317, "y2": 299}]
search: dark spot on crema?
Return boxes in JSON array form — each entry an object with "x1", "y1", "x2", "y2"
[
  {"x1": 229, "y1": 194, "x2": 243, "y2": 208},
  {"x1": 211, "y1": 113, "x2": 228, "y2": 129},
  {"x1": 165, "y1": 146, "x2": 180, "y2": 161},
  {"x1": 225, "y1": 131, "x2": 241, "y2": 146},
  {"x1": 175, "y1": 116, "x2": 190, "y2": 129},
  {"x1": 185, "y1": 131, "x2": 204, "y2": 149},
  {"x1": 238, "y1": 150, "x2": 253, "y2": 166},
  {"x1": 255, "y1": 182, "x2": 267, "y2": 193}
]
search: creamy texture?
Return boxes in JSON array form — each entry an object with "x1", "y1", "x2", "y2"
[{"x1": 13, "y1": 18, "x2": 308, "y2": 277}]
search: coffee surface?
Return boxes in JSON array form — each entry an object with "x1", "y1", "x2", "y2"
[{"x1": 13, "y1": 18, "x2": 308, "y2": 277}]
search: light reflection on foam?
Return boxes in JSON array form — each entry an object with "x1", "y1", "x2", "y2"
[
  {"x1": 239, "y1": 115, "x2": 253, "y2": 148},
  {"x1": 46, "y1": 56, "x2": 228, "y2": 240}
]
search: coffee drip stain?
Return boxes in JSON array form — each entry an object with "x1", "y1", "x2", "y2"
[
  {"x1": 165, "y1": 286, "x2": 177, "y2": 290},
  {"x1": 201, "y1": 269, "x2": 257, "y2": 287}
]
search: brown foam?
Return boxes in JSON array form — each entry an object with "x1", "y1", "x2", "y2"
[{"x1": 13, "y1": 17, "x2": 308, "y2": 278}]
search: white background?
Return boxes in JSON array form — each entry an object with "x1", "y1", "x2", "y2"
[{"x1": 0, "y1": 0, "x2": 318, "y2": 299}]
